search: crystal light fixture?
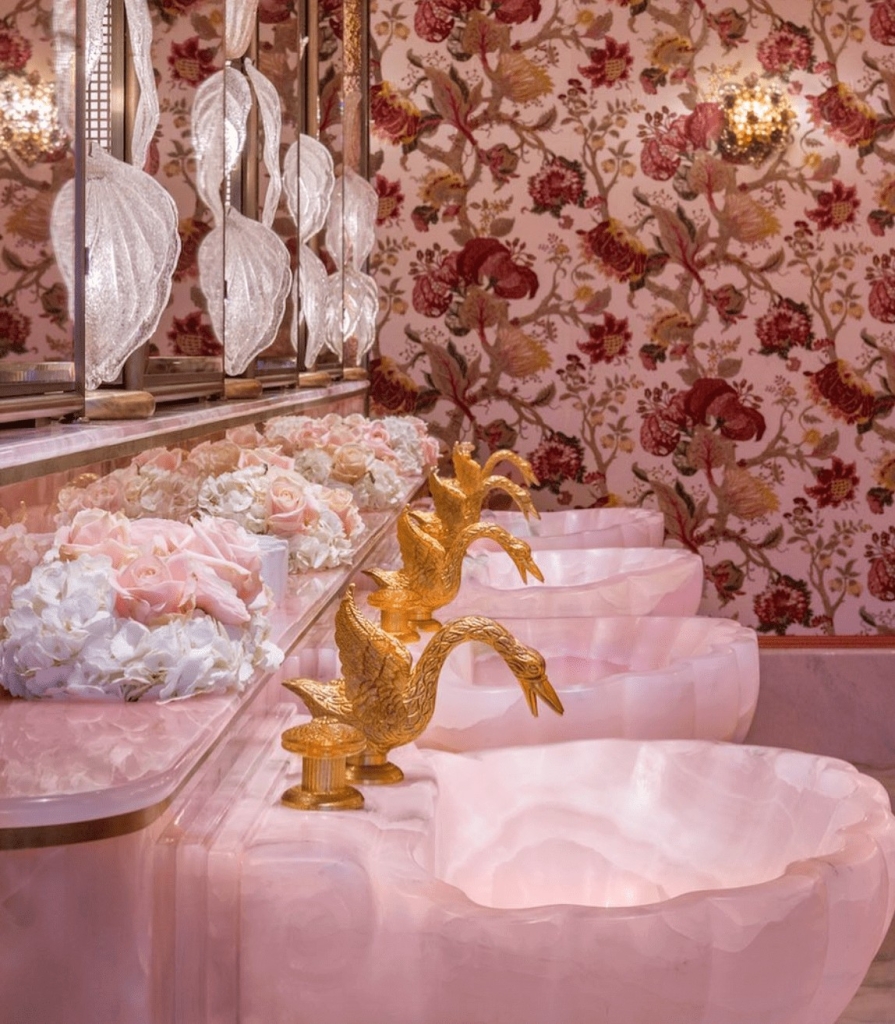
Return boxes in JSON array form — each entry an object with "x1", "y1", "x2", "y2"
[
  {"x1": 718, "y1": 77, "x2": 795, "y2": 166},
  {"x1": 0, "y1": 72, "x2": 66, "y2": 165}
]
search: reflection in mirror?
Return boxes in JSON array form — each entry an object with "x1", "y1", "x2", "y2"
[{"x1": 0, "y1": 0, "x2": 80, "y2": 422}]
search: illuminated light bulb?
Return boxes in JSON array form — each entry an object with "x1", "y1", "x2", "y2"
[
  {"x1": 718, "y1": 79, "x2": 795, "y2": 166},
  {"x1": 0, "y1": 72, "x2": 67, "y2": 165}
]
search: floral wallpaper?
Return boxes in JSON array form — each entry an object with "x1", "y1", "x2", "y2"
[
  {"x1": 0, "y1": 0, "x2": 73, "y2": 366},
  {"x1": 368, "y1": 0, "x2": 895, "y2": 635}
]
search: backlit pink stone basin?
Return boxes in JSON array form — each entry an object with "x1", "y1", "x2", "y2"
[
  {"x1": 483, "y1": 506, "x2": 666, "y2": 549},
  {"x1": 421, "y1": 615, "x2": 759, "y2": 750},
  {"x1": 212, "y1": 738, "x2": 895, "y2": 1024},
  {"x1": 450, "y1": 546, "x2": 704, "y2": 618}
]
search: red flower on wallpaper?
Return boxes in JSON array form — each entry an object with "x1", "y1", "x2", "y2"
[
  {"x1": 578, "y1": 37, "x2": 633, "y2": 90},
  {"x1": 638, "y1": 387, "x2": 689, "y2": 456},
  {"x1": 808, "y1": 84, "x2": 879, "y2": 149},
  {"x1": 584, "y1": 218, "x2": 648, "y2": 285},
  {"x1": 756, "y1": 22, "x2": 814, "y2": 74},
  {"x1": 805, "y1": 179, "x2": 860, "y2": 231},
  {"x1": 369, "y1": 356, "x2": 434, "y2": 415},
  {"x1": 707, "y1": 9, "x2": 748, "y2": 49},
  {"x1": 529, "y1": 431, "x2": 585, "y2": 493},
  {"x1": 0, "y1": 303, "x2": 30, "y2": 358},
  {"x1": 684, "y1": 378, "x2": 766, "y2": 442},
  {"x1": 706, "y1": 560, "x2": 746, "y2": 605},
  {"x1": 753, "y1": 575, "x2": 813, "y2": 634},
  {"x1": 866, "y1": 529, "x2": 895, "y2": 600},
  {"x1": 167, "y1": 37, "x2": 218, "y2": 87},
  {"x1": 155, "y1": 0, "x2": 204, "y2": 14},
  {"x1": 578, "y1": 312, "x2": 631, "y2": 364},
  {"x1": 167, "y1": 311, "x2": 221, "y2": 357},
  {"x1": 412, "y1": 248, "x2": 461, "y2": 317},
  {"x1": 707, "y1": 283, "x2": 747, "y2": 325},
  {"x1": 0, "y1": 25, "x2": 31, "y2": 73},
  {"x1": 755, "y1": 296, "x2": 814, "y2": 357},
  {"x1": 413, "y1": 0, "x2": 478, "y2": 41},
  {"x1": 640, "y1": 136, "x2": 682, "y2": 181},
  {"x1": 371, "y1": 83, "x2": 423, "y2": 146},
  {"x1": 871, "y1": 0, "x2": 895, "y2": 46},
  {"x1": 484, "y1": 144, "x2": 520, "y2": 187},
  {"x1": 867, "y1": 251, "x2": 895, "y2": 322},
  {"x1": 457, "y1": 238, "x2": 538, "y2": 300},
  {"x1": 258, "y1": 0, "x2": 293, "y2": 23},
  {"x1": 374, "y1": 175, "x2": 404, "y2": 226},
  {"x1": 492, "y1": 0, "x2": 541, "y2": 26},
  {"x1": 805, "y1": 457, "x2": 859, "y2": 508},
  {"x1": 683, "y1": 103, "x2": 725, "y2": 149},
  {"x1": 528, "y1": 156, "x2": 586, "y2": 216},
  {"x1": 807, "y1": 360, "x2": 876, "y2": 426}
]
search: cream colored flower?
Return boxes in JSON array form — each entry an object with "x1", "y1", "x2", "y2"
[{"x1": 723, "y1": 467, "x2": 779, "y2": 521}]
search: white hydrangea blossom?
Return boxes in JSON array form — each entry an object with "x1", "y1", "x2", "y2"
[
  {"x1": 197, "y1": 465, "x2": 268, "y2": 533},
  {"x1": 351, "y1": 460, "x2": 405, "y2": 510},
  {"x1": 292, "y1": 447, "x2": 334, "y2": 483}
]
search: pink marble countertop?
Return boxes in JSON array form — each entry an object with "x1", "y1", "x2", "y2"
[
  {"x1": 0, "y1": 485, "x2": 417, "y2": 836},
  {"x1": 0, "y1": 381, "x2": 367, "y2": 486}
]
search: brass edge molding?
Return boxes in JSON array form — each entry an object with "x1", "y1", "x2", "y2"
[
  {"x1": 0, "y1": 800, "x2": 171, "y2": 851},
  {"x1": 758, "y1": 635, "x2": 895, "y2": 649}
]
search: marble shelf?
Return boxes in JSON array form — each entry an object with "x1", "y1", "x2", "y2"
[
  {"x1": 0, "y1": 380, "x2": 366, "y2": 487},
  {"x1": 0, "y1": 480, "x2": 422, "y2": 848}
]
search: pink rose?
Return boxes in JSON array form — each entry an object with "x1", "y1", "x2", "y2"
[
  {"x1": 226, "y1": 424, "x2": 264, "y2": 448},
  {"x1": 180, "y1": 517, "x2": 264, "y2": 604},
  {"x1": 56, "y1": 509, "x2": 139, "y2": 568},
  {"x1": 131, "y1": 446, "x2": 185, "y2": 472},
  {"x1": 324, "y1": 487, "x2": 364, "y2": 537},
  {"x1": 187, "y1": 440, "x2": 242, "y2": 476},
  {"x1": 113, "y1": 554, "x2": 195, "y2": 625},
  {"x1": 265, "y1": 473, "x2": 320, "y2": 536},
  {"x1": 238, "y1": 447, "x2": 295, "y2": 471},
  {"x1": 168, "y1": 553, "x2": 250, "y2": 626},
  {"x1": 127, "y1": 517, "x2": 196, "y2": 557},
  {"x1": 330, "y1": 443, "x2": 373, "y2": 484}
]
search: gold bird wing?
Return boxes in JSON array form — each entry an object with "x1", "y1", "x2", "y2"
[
  {"x1": 335, "y1": 586, "x2": 414, "y2": 741},
  {"x1": 481, "y1": 449, "x2": 539, "y2": 488},
  {"x1": 397, "y1": 508, "x2": 446, "y2": 572},
  {"x1": 282, "y1": 676, "x2": 356, "y2": 722}
]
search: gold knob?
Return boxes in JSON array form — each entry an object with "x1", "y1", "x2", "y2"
[{"x1": 280, "y1": 718, "x2": 367, "y2": 811}]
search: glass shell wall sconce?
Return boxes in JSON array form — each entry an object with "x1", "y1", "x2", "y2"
[{"x1": 718, "y1": 77, "x2": 795, "y2": 166}]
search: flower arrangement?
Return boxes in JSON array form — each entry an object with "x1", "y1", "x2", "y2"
[
  {"x1": 54, "y1": 440, "x2": 367, "y2": 573},
  {"x1": 0, "y1": 510, "x2": 283, "y2": 702}
]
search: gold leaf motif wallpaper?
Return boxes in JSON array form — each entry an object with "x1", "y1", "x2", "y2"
[{"x1": 369, "y1": 0, "x2": 895, "y2": 636}]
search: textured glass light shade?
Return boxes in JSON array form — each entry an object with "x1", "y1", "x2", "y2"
[
  {"x1": 325, "y1": 168, "x2": 378, "y2": 268},
  {"x1": 244, "y1": 60, "x2": 282, "y2": 229},
  {"x1": 51, "y1": 147, "x2": 181, "y2": 390},
  {"x1": 199, "y1": 209, "x2": 291, "y2": 377},
  {"x1": 296, "y1": 244, "x2": 330, "y2": 367},
  {"x1": 192, "y1": 67, "x2": 252, "y2": 221},
  {"x1": 225, "y1": 0, "x2": 259, "y2": 59},
  {"x1": 284, "y1": 135, "x2": 335, "y2": 244},
  {"x1": 340, "y1": 265, "x2": 379, "y2": 361}
]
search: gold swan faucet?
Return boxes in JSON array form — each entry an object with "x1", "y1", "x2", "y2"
[
  {"x1": 283, "y1": 585, "x2": 563, "y2": 786},
  {"x1": 280, "y1": 443, "x2": 562, "y2": 800}
]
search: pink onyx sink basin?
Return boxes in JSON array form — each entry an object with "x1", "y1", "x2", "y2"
[
  {"x1": 450, "y1": 546, "x2": 704, "y2": 618},
  {"x1": 202, "y1": 738, "x2": 895, "y2": 1024},
  {"x1": 420, "y1": 615, "x2": 759, "y2": 750},
  {"x1": 482, "y1": 506, "x2": 666, "y2": 549}
]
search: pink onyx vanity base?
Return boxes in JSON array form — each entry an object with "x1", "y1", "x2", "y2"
[
  {"x1": 481, "y1": 506, "x2": 666, "y2": 549},
  {"x1": 168, "y1": 732, "x2": 895, "y2": 1024}
]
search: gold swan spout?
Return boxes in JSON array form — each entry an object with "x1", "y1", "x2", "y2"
[
  {"x1": 363, "y1": 508, "x2": 543, "y2": 642},
  {"x1": 283, "y1": 585, "x2": 563, "y2": 784},
  {"x1": 415, "y1": 443, "x2": 539, "y2": 546}
]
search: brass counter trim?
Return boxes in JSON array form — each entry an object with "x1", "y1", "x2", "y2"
[
  {"x1": 758, "y1": 636, "x2": 895, "y2": 649},
  {"x1": 0, "y1": 799, "x2": 171, "y2": 851}
]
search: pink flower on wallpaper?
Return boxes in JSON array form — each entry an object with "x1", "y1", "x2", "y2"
[
  {"x1": 529, "y1": 431, "x2": 585, "y2": 492},
  {"x1": 457, "y1": 238, "x2": 538, "y2": 300},
  {"x1": 583, "y1": 218, "x2": 648, "y2": 284},
  {"x1": 640, "y1": 129, "x2": 686, "y2": 181},
  {"x1": 528, "y1": 156, "x2": 586, "y2": 216},
  {"x1": 805, "y1": 457, "x2": 859, "y2": 508},
  {"x1": 806, "y1": 179, "x2": 860, "y2": 231},
  {"x1": 374, "y1": 175, "x2": 404, "y2": 226},
  {"x1": 578, "y1": 37, "x2": 633, "y2": 89},
  {"x1": 756, "y1": 296, "x2": 814, "y2": 357},
  {"x1": 808, "y1": 84, "x2": 879, "y2": 149},
  {"x1": 871, "y1": 0, "x2": 895, "y2": 46},
  {"x1": 0, "y1": 302, "x2": 30, "y2": 358},
  {"x1": 167, "y1": 311, "x2": 222, "y2": 357},
  {"x1": 0, "y1": 25, "x2": 31, "y2": 73},
  {"x1": 492, "y1": 0, "x2": 541, "y2": 26},
  {"x1": 167, "y1": 37, "x2": 218, "y2": 87},
  {"x1": 684, "y1": 103, "x2": 725, "y2": 148},
  {"x1": 867, "y1": 251, "x2": 895, "y2": 322},
  {"x1": 757, "y1": 22, "x2": 814, "y2": 74},
  {"x1": 753, "y1": 575, "x2": 813, "y2": 634},
  {"x1": 577, "y1": 312, "x2": 631, "y2": 364},
  {"x1": 412, "y1": 248, "x2": 461, "y2": 317},
  {"x1": 371, "y1": 83, "x2": 423, "y2": 145},
  {"x1": 413, "y1": 0, "x2": 478, "y2": 41}
]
